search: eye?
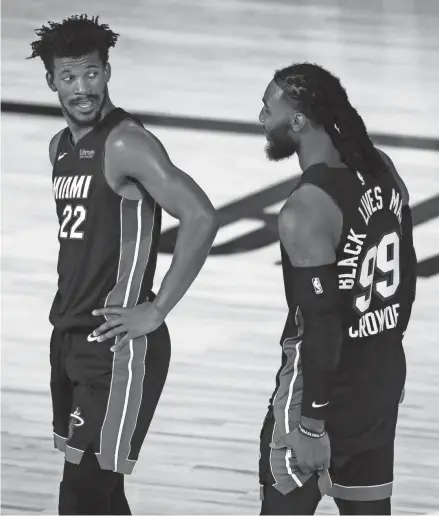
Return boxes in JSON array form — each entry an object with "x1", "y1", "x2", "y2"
[
  {"x1": 62, "y1": 76, "x2": 74, "y2": 82},
  {"x1": 88, "y1": 71, "x2": 98, "y2": 78}
]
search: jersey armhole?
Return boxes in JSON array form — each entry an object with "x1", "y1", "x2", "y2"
[
  {"x1": 296, "y1": 181, "x2": 345, "y2": 253},
  {"x1": 49, "y1": 129, "x2": 66, "y2": 166}
]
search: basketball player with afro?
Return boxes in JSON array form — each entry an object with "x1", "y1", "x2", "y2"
[
  {"x1": 29, "y1": 14, "x2": 219, "y2": 514},
  {"x1": 258, "y1": 63, "x2": 417, "y2": 514}
]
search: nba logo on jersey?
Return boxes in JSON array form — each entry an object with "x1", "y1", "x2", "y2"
[
  {"x1": 80, "y1": 149, "x2": 95, "y2": 159},
  {"x1": 312, "y1": 277, "x2": 323, "y2": 295}
]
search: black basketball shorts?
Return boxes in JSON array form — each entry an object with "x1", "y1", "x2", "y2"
[
  {"x1": 259, "y1": 411, "x2": 395, "y2": 503},
  {"x1": 50, "y1": 323, "x2": 171, "y2": 474}
]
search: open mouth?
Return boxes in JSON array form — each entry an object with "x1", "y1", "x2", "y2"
[{"x1": 75, "y1": 99, "x2": 95, "y2": 111}]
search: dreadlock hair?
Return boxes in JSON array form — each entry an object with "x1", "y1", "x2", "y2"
[
  {"x1": 28, "y1": 14, "x2": 119, "y2": 75},
  {"x1": 273, "y1": 62, "x2": 388, "y2": 178}
]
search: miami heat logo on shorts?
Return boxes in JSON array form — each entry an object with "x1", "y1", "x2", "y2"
[{"x1": 68, "y1": 406, "x2": 85, "y2": 440}]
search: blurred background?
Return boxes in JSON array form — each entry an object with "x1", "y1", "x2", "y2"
[{"x1": 2, "y1": 0, "x2": 439, "y2": 514}]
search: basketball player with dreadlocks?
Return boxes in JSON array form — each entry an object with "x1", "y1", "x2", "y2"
[
  {"x1": 29, "y1": 14, "x2": 219, "y2": 514},
  {"x1": 258, "y1": 63, "x2": 417, "y2": 515}
]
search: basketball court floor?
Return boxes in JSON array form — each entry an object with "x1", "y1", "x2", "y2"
[{"x1": 1, "y1": 0, "x2": 439, "y2": 514}]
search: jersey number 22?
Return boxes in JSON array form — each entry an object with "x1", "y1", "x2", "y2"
[{"x1": 59, "y1": 204, "x2": 87, "y2": 239}]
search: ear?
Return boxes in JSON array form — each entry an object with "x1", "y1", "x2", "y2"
[
  {"x1": 46, "y1": 72, "x2": 57, "y2": 92},
  {"x1": 291, "y1": 112, "x2": 307, "y2": 133},
  {"x1": 104, "y1": 62, "x2": 111, "y2": 82}
]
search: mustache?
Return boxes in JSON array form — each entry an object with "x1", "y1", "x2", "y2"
[{"x1": 71, "y1": 96, "x2": 98, "y2": 105}]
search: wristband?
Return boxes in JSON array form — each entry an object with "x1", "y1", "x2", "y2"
[{"x1": 298, "y1": 424, "x2": 326, "y2": 439}]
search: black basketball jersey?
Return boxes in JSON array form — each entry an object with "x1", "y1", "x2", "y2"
[
  {"x1": 49, "y1": 108, "x2": 161, "y2": 332},
  {"x1": 272, "y1": 163, "x2": 407, "y2": 453}
]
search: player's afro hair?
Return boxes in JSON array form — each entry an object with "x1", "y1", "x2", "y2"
[{"x1": 28, "y1": 14, "x2": 119, "y2": 74}]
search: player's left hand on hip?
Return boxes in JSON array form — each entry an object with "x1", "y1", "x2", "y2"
[
  {"x1": 270, "y1": 427, "x2": 331, "y2": 475},
  {"x1": 92, "y1": 302, "x2": 165, "y2": 352}
]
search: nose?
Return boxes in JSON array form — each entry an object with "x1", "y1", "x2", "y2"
[
  {"x1": 259, "y1": 109, "x2": 265, "y2": 124},
  {"x1": 74, "y1": 76, "x2": 91, "y2": 95}
]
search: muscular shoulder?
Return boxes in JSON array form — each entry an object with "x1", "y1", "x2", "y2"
[
  {"x1": 279, "y1": 183, "x2": 342, "y2": 238},
  {"x1": 104, "y1": 118, "x2": 174, "y2": 196},
  {"x1": 376, "y1": 148, "x2": 409, "y2": 205},
  {"x1": 278, "y1": 183, "x2": 343, "y2": 266},
  {"x1": 49, "y1": 128, "x2": 65, "y2": 166},
  {"x1": 106, "y1": 119, "x2": 166, "y2": 163}
]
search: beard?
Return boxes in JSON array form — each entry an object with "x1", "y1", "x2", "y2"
[
  {"x1": 60, "y1": 87, "x2": 108, "y2": 128},
  {"x1": 264, "y1": 122, "x2": 298, "y2": 162}
]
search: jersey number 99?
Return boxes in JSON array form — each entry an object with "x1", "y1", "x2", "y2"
[{"x1": 354, "y1": 231, "x2": 400, "y2": 314}]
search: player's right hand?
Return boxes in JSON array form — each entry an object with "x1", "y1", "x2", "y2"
[{"x1": 270, "y1": 427, "x2": 331, "y2": 475}]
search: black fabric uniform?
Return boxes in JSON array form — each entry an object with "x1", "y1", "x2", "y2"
[
  {"x1": 49, "y1": 108, "x2": 171, "y2": 514},
  {"x1": 259, "y1": 163, "x2": 415, "y2": 513},
  {"x1": 50, "y1": 108, "x2": 160, "y2": 332}
]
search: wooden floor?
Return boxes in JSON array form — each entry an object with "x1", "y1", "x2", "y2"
[{"x1": 2, "y1": 0, "x2": 439, "y2": 514}]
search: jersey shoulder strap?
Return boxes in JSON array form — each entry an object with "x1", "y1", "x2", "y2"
[{"x1": 95, "y1": 107, "x2": 144, "y2": 138}]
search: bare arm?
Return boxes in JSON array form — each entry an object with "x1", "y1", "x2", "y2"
[
  {"x1": 279, "y1": 184, "x2": 343, "y2": 431},
  {"x1": 105, "y1": 123, "x2": 220, "y2": 318},
  {"x1": 278, "y1": 184, "x2": 342, "y2": 267}
]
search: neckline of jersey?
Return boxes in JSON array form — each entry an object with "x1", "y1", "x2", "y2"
[{"x1": 67, "y1": 107, "x2": 121, "y2": 149}]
